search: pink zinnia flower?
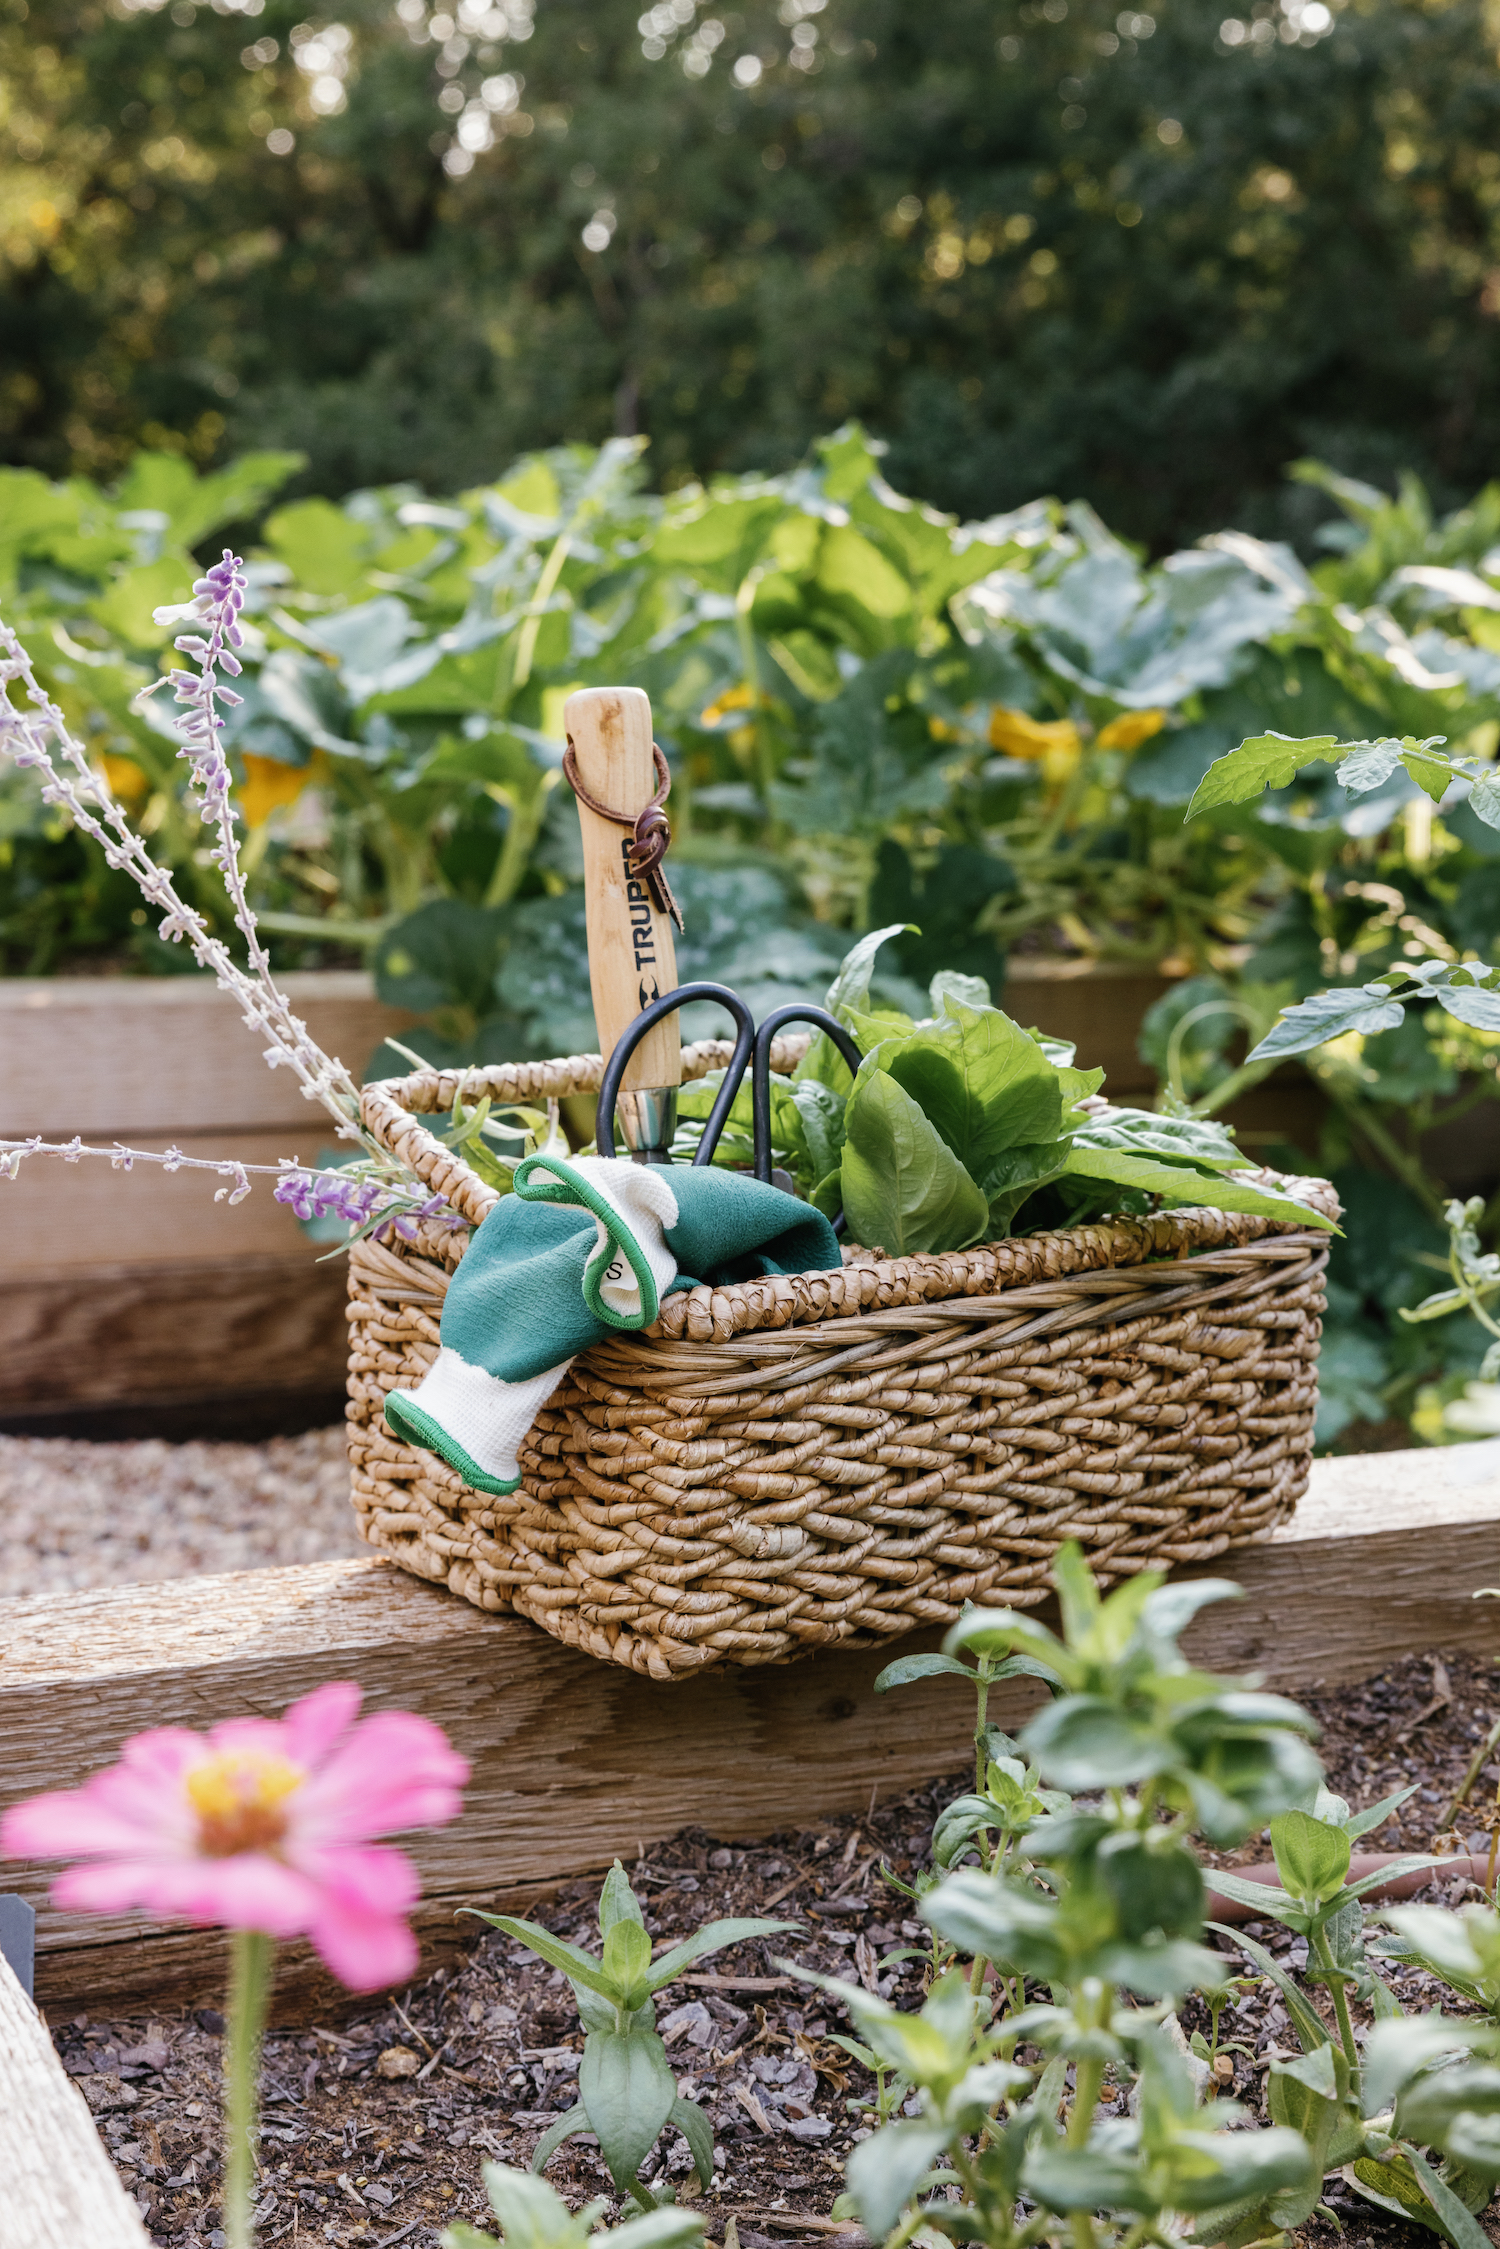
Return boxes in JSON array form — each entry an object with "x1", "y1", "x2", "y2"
[{"x1": 1, "y1": 1681, "x2": 469, "y2": 1991}]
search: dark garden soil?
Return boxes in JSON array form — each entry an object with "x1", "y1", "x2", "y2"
[{"x1": 58, "y1": 1648, "x2": 1500, "y2": 2249}]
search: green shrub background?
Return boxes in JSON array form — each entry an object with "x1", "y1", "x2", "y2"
[{"x1": 5, "y1": 0, "x2": 1500, "y2": 549}]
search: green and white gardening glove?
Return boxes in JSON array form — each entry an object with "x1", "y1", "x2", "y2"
[{"x1": 383, "y1": 1153, "x2": 839, "y2": 1496}]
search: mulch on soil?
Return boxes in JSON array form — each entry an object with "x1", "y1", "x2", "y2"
[{"x1": 56, "y1": 1648, "x2": 1500, "y2": 2249}]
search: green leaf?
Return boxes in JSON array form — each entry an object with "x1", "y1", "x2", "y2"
[
  {"x1": 599, "y1": 1859, "x2": 646, "y2": 1935},
  {"x1": 579, "y1": 2026, "x2": 678, "y2": 2190},
  {"x1": 1344, "y1": 1782, "x2": 1421, "y2": 1840},
  {"x1": 1060, "y1": 1143, "x2": 1336, "y2": 1230},
  {"x1": 667, "y1": 2096, "x2": 715, "y2": 2191},
  {"x1": 874, "y1": 1652, "x2": 977, "y2": 1691},
  {"x1": 603, "y1": 1917, "x2": 654, "y2": 2000},
  {"x1": 844, "y1": 2119, "x2": 952, "y2": 2235},
  {"x1": 1401, "y1": 742, "x2": 1458, "y2": 803},
  {"x1": 1339, "y1": 1853, "x2": 1444, "y2": 1905},
  {"x1": 1209, "y1": 1923, "x2": 1332, "y2": 2054},
  {"x1": 1469, "y1": 772, "x2": 1500, "y2": 829},
  {"x1": 1246, "y1": 984, "x2": 1408, "y2": 1060},
  {"x1": 264, "y1": 495, "x2": 374, "y2": 596},
  {"x1": 1270, "y1": 1808, "x2": 1352, "y2": 1906},
  {"x1": 1205, "y1": 1869, "x2": 1311, "y2": 1933},
  {"x1": 930, "y1": 970, "x2": 994, "y2": 1015},
  {"x1": 875, "y1": 999, "x2": 1065, "y2": 1178},
  {"x1": 1166, "y1": 2126, "x2": 1317, "y2": 2218},
  {"x1": 1022, "y1": 2142, "x2": 1152, "y2": 2215},
  {"x1": 484, "y1": 2159, "x2": 607, "y2": 2246},
  {"x1": 825, "y1": 924, "x2": 915, "y2": 1019},
  {"x1": 1185, "y1": 731, "x2": 1342, "y2": 819},
  {"x1": 90, "y1": 556, "x2": 198, "y2": 647},
  {"x1": 977, "y1": 1138, "x2": 1074, "y2": 1236},
  {"x1": 1436, "y1": 984, "x2": 1500, "y2": 1033},
  {"x1": 646, "y1": 1917, "x2": 799, "y2": 1993},
  {"x1": 467, "y1": 1913, "x2": 619, "y2": 2002},
  {"x1": 1020, "y1": 1695, "x2": 1176, "y2": 1789},
  {"x1": 1364, "y1": 2017, "x2": 1495, "y2": 2114},
  {"x1": 841, "y1": 1069, "x2": 989, "y2": 1255},
  {"x1": 1405, "y1": 2141, "x2": 1497, "y2": 2249},
  {"x1": 817, "y1": 523, "x2": 913, "y2": 622},
  {"x1": 527, "y1": 2101, "x2": 592, "y2": 2175},
  {"x1": 606, "y1": 2208, "x2": 707, "y2": 2249}
]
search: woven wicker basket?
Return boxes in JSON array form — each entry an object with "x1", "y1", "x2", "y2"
[{"x1": 349, "y1": 1041, "x2": 1337, "y2": 1680}]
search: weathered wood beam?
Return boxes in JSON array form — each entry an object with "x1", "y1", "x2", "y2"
[
  {"x1": 0, "y1": 1944, "x2": 152, "y2": 2248},
  {"x1": 2, "y1": 1444, "x2": 1495, "y2": 2020}
]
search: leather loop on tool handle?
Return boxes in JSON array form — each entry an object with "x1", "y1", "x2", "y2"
[
  {"x1": 563, "y1": 685, "x2": 682, "y2": 1099},
  {"x1": 562, "y1": 741, "x2": 683, "y2": 933}
]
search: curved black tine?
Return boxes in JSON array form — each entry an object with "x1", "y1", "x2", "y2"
[
  {"x1": 595, "y1": 981, "x2": 756, "y2": 1164},
  {"x1": 751, "y1": 1004, "x2": 865, "y2": 1187}
]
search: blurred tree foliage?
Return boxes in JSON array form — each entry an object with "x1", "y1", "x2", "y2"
[{"x1": 3, "y1": 0, "x2": 1500, "y2": 551}]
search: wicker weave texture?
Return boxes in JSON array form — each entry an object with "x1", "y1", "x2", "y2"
[{"x1": 347, "y1": 1049, "x2": 1333, "y2": 1677}]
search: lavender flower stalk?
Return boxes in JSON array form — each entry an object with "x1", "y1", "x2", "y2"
[
  {"x1": 0, "y1": 555, "x2": 391, "y2": 1162},
  {"x1": 0, "y1": 1139, "x2": 465, "y2": 1242}
]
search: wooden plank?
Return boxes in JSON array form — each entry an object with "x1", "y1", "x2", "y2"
[
  {"x1": 0, "y1": 972, "x2": 412, "y2": 1136},
  {"x1": 1002, "y1": 961, "x2": 1171, "y2": 1094},
  {"x1": 1, "y1": 1444, "x2": 1496, "y2": 2018},
  {"x1": 0, "y1": 1254, "x2": 348, "y2": 1412},
  {"x1": 0, "y1": 1946, "x2": 152, "y2": 2249}
]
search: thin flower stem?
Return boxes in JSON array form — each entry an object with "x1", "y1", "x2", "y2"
[{"x1": 223, "y1": 1928, "x2": 276, "y2": 2249}]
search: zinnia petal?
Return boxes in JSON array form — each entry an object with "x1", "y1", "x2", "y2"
[
  {"x1": 54, "y1": 1852, "x2": 318, "y2": 1935},
  {"x1": 308, "y1": 1899, "x2": 419, "y2": 1992},
  {"x1": 281, "y1": 1680, "x2": 364, "y2": 1767},
  {"x1": 290, "y1": 1843, "x2": 421, "y2": 1918},
  {"x1": 293, "y1": 1712, "x2": 469, "y2": 1845}
]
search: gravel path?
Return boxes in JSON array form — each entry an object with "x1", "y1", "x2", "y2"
[{"x1": 0, "y1": 1427, "x2": 363, "y2": 1598}]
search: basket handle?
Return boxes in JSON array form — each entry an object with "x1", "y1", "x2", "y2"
[{"x1": 595, "y1": 982, "x2": 755, "y2": 1164}]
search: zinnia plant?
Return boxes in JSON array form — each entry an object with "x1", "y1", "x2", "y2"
[{"x1": 1, "y1": 1680, "x2": 468, "y2": 2249}]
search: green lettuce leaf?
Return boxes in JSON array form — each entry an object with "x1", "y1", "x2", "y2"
[{"x1": 841, "y1": 1068, "x2": 989, "y2": 1255}]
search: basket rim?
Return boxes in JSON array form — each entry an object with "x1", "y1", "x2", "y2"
[{"x1": 360, "y1": 1044, "x2": 1340, "y2": 1347}]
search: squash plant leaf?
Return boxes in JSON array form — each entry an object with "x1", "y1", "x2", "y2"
[
  {"x1": 1184, "y1": 732, "x2": 1341, "y2": 819},
  {"x1": 1246, "y1": 985, "x2": 1408, "y2": 1061}
]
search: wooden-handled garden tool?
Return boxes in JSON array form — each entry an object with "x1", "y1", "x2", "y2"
[
  {"x1": 566, "y1": 682, "x2": 863, "y2": 1183},
  {"x1": 564, "y1": 685, "x2": 685, "y2": 1162}
]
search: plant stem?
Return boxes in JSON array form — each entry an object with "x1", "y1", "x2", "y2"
[
  {"x1": 223, "y1": 1928, "x2": 275, "y2": 2249},
  {"x1": 512, "y1": 526, "x2": 574, "y2": 692},
  {"x1": 974, "y1": 1669, "x2": 991, "y2": 1795},
  {"x1": 1311, "y1": 1924, "x2": 1359, "y2": 2084},
  {"x1": 1442, "y1": 1715, "x2": 1500, "y2": 1827},
  {"x1": 1066, "y1": 1979, "x2": 1112, "y2": 2151}
]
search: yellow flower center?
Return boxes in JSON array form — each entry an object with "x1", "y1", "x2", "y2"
[{"x1": 186, "y1": 1749, "x2": 306, "y2": 1858}]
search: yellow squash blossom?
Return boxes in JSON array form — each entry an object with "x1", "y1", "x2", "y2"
[
  {"x1": 100, "y1": 753, "x2": 150, "y2": 805},
  {"x1": 988, "y1": 705, "x2": 1083, "y2": 786},
  {"x1": 1096, "y1": 708, "x2": 1167, "y2": 751},
  {"x1": 700, "y1": 681, "x2": 758, "y2": 726},
  {"x1": 237, "y1": 750, "x2": 329, "y2": 829}
]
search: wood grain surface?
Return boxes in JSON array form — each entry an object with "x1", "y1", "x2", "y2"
[
  {"x1": 0, "y1": 1254, "x2": 348, "y2": 1412},
  {"x1": 0, "y1": 971, "x2": 411, "y2": 1137},
  {"x1": 565, "y1": 685, "x2": 681, "y2": 1097},
  {"x1": 1, "y1": 1443, "x2": 1495, "y2": 2018},
  {"x1": 0, "y1": 1946, "x2": 152, "y2": 2248}
]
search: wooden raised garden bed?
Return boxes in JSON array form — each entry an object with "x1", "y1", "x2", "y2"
[
  {"x1": 0, "y1": 973, "x2": 410, "y2": 1437},
  {"x1": 1, "y1": 1440, "x2": 1494, "y2": 2023}
]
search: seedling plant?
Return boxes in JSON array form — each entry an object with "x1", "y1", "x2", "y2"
[{"x1": 468, "y1": 1865, "x2": 797, "y2": 2209}]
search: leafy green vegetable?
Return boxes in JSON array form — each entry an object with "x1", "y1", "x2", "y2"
[{"x1": 841, "y1": 1069, "x2": 989, "y2": 1256}]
